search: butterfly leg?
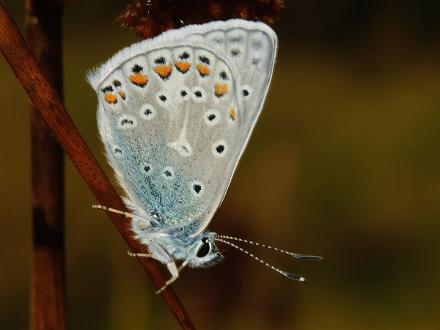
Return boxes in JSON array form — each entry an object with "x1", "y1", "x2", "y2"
[
  {"x1": 156, "y1": 261, "x2": 180, "y2": 294},
  {"x1": 155, "y1": 259, "x2": 190, "y2": 294},
  {"x1": 127, "y1": 251, "x2": 151, "y2": 258}
]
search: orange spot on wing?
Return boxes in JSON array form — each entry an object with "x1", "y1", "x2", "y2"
[
  {"x1": 104, "y1": 92, "x2": 117, "y2": 104},
  {"x1": 129, "y1": 73, "x2": 148, "y2": 87},
  {"x1": 175, "y1": 61, "x2": 191, "y2": 73},
  {"x1": 229, "y1": 107, "x2": 237, "y2": 121},
  {"x1": 154, "y1": 64, "x2": 172, "y2": 79},
  {"x1": 118, "y1": 90, "x2": 126, "y2": 100},
  {"x1": 214, "y1": 83, "x2": 228, "y2": 97},
  {"x1": 197, "y1": 64, "x2": 210, "y2": 77}
]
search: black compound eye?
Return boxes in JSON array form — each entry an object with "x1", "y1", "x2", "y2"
[{"x1": 197, "y1": 238, "x2": 210, "y2": 258}]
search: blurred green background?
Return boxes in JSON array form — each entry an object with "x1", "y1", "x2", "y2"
[{"x1": 1, "y1": 1, "x2": 440, "y2": 329}]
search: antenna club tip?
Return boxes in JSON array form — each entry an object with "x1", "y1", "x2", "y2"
[{"x1": 299, "y1": 277, "x2": 306, "y2": 282}]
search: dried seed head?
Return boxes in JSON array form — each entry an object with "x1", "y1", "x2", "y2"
[{"x1": 118, "y1": 0, "x2": 285, "y2": 39}]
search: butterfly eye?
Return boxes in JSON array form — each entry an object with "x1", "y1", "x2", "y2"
[{"x1": 196, "y1": 238, "x2": 210, "y2": 258}]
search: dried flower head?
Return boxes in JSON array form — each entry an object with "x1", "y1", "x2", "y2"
[{"x1": 118, "y1": 0, "x2": 285, "y2": 39}]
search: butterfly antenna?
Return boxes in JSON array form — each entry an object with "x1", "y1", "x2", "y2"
[
  {"x1": 215, "y1": 237, "x2": 306, "y2": 282},
  {"x1": 217, "y1": 234, "x2": 322, "y2": 261}
]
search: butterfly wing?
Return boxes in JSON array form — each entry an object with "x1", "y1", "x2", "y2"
[
  {"x1": 186, "y1": 20, "x2": 278, "y2": 149},
  {"x1": 88, "y1": 20, "x2": 277, "y2": 236}
]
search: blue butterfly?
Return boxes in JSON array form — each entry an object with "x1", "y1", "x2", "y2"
[{"x1": 88, "y1": 19, "x2": 320, "y2": 293}]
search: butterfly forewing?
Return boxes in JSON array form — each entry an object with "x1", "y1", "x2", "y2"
[
  {"x1": 201, "y1": 23, "x2": 277, "y2": 148},
  {"x1": 89, "y1": 20, "x2": 277, "y2": 236}
]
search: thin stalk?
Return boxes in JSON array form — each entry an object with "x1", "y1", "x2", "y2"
[
  {"x1": 0, "y1": 3, "x2": 195, "y2": 329},
  {"x1": 25, "y1": 0, "x2": 66, "y2": 329}
]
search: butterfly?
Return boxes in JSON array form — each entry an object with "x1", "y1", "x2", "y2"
[{"x1": 88, "y1": 19, "x2": 320, "y2": 294}]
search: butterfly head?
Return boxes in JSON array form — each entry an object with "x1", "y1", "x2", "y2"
[{"x1": 187, "y1": 232, "x2": 223, "y2": 268}]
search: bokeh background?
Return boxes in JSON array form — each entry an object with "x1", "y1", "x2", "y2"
[{"x1": 1, "y1": 1, "x2": 440, "y2": 329}]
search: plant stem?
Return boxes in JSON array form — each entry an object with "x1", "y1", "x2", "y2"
[
  {"x1": 25, "y1": 0, "x2": 66, "y2": 329},
  {"x1": 0, "y1": 2, "x2": 195, "y2": 329}
]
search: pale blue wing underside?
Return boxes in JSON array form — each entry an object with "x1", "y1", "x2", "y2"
[{"x1": 88, "y1": 20, "x2": 277, "y2": 236}]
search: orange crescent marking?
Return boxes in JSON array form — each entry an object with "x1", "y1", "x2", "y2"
[
  {"x1": 104, "y1": 92, "x2": 117, "y2": 104},
  {"x1": 197, "y1": 64, "x2": 210, "y2": 77},
  {"x1": 229, "y1": 107, "x2": 237, "y2": 121},
  {"x1": 154, "y1": 65, "x2": 172, "y2": 79},
  {"x1": 175, "y1": 61, "x2": 191, "y2": 73},
  {"x1": 129, "y1": 73, "x2": 148, "y2": 87},
  {"x1": 214, "y1": 83, "x2": 228, "y2": 97}
]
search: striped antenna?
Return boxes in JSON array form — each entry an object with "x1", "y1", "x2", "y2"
[
  {"x1": 217, "y1": 234, "x2": 322, "y2": 261},
  {"x1": 215, "y1": 237, "x2": 306, "y2": 282}
]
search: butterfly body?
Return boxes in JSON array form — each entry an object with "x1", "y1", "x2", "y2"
[{"x1": 88, "y1": 20, "x2": 278, "y2": 289}]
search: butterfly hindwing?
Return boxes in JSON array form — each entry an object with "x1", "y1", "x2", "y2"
[
  {"x1": 93, "y1": 44, "x2": 242, "y2": 230},
  {"x1": 88, "y1": 20, "x2": 277, "y2": 236}
]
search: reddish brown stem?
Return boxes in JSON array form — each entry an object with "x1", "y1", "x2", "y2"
[
  {"x1": 25, "y1": 0, "x2": 66, "y2": 329},
  {"x1": 0, "y1": 2, "x2": 195, "y2": 329}
]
